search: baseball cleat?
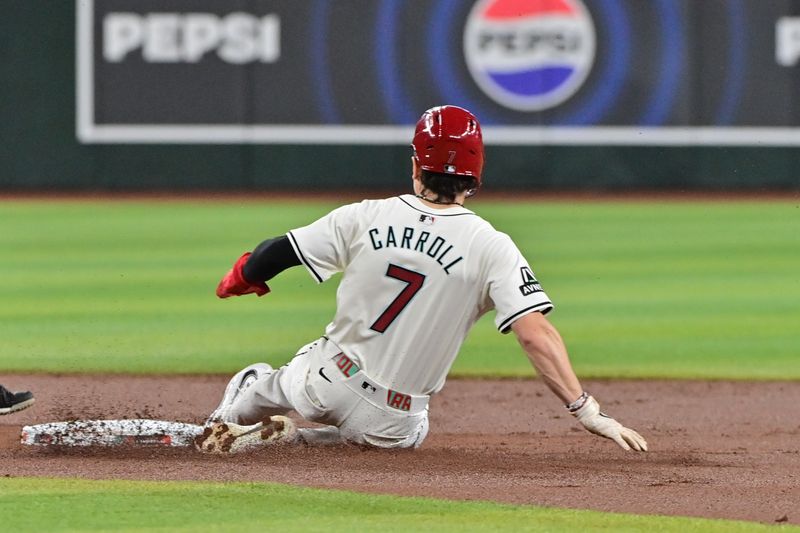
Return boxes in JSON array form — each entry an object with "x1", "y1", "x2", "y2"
[
  {"x1": 0, "y1": 386, "x2": 34, "y2": 415},
  {"x1": 195, "y1": 415, "x2": 296, "y2": 454},
  {"x1": 205, "y1": 363, "x2": 272, "y2": 428}
]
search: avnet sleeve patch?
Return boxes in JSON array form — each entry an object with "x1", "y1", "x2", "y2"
[{"x1": 518, "y1": 266, "x2": 543, "y2": 296}]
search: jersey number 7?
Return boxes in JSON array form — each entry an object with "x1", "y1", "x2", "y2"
[{"x1": 369, "y1": 264, "x2": 426, "y2": 333}]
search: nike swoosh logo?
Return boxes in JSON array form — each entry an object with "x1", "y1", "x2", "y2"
[
  {"x1": 240, "y1": 369, "x2": 258, "y2": 386},
  {"x1": 318, "y1": 368, "x2": 332, "y2": 383},
  {"x1": 232, "y1": 369, "x2": 259, "y2": 401}
]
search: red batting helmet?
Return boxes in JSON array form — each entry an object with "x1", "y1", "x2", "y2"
[{"x1": 411, "y1": 105, "x2": 484, "y2": 183}]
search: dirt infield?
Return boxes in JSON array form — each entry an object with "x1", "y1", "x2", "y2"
[{"x1": 1, "y1": 374, "x2": 798, "y2": 526}]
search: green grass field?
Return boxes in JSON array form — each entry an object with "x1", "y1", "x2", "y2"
[
  {"x1": 2, "y1": 478, "x2": 794, "y2": 533},
  {"x1": 0, "y1": 198, "x2": 797, "y2": 378},
  {"x1": 2, "y1": 197, "x2": 798, "y2": 532}
]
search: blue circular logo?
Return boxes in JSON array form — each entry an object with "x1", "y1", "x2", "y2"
[{"x1": 464, "y1": 0, "x2": 596, "y2": 112}]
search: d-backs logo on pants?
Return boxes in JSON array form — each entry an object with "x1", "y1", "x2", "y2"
[{"x1": 464, "y1": 0, "x2": 596, "y2": 111}]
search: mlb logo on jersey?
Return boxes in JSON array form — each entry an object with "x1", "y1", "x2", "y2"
[
  {"x1": 464, "y1": 0, "x2": 596, "y2": 111},
  {"x1": 419, "y1": 214, "x2": 436, "y2": 225},
  {"x1": 518, "y1": 266, "x2": 543, "y2": 295}
]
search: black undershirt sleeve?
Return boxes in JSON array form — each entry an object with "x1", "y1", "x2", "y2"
[{"x1": 243, "y1": 235, "x2": 301, "y2": 283}]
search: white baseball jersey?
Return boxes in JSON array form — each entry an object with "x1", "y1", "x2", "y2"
[{"x1": 287, "y1": 194, "x2": 553, "y2": 396}]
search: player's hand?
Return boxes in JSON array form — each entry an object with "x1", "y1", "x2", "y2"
[
  {"x1": 571, "y1": 395, "x2": 648, "y2": 452},
  {"x1": 216, "y1": 252, "x2": 270, "y2": 298}
]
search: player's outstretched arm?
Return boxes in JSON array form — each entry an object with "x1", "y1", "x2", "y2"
[
  {"x1": 511, "y1": 312, "x2": 648, "y2": 452},
  {"x1": 216, "y1": 235, "x2": 301, "y2": 298}
]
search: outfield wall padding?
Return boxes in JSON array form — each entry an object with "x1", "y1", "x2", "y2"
[{"x1": 2, "y1": 1, "x2": 799, "y2": 191}]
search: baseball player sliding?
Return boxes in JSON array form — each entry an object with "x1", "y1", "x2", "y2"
[{"x1": 196, "y1": 105, "x2": 647, "y2": 453}]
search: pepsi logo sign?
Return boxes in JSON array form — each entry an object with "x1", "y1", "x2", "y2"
[{"x1": 464, "y1": 0, "x2": 596, "y2": 111}]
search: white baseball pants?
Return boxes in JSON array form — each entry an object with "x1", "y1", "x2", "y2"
[{"x1": 210, "y1": 337, "x2": 430, "y2": 449}]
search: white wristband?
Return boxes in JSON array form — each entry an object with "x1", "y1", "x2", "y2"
[{"x1": 566, "y1": 391, "x2": 590, "y2": 413}]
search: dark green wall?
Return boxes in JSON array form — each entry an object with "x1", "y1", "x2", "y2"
[{"x1": 1, "y1": 2, "x2": 798, "y2": 192}]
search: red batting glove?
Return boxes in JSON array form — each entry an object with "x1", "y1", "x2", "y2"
[{"x1": 216, "y1": 252, "x2": 270, "y2": 298}]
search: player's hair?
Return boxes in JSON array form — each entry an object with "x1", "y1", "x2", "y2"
[{"x1": 420, "y1": 170, "x2": 479, "y2": 204}]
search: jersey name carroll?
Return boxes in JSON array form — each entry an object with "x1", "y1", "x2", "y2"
[
  {"x1": 367, "y1": 226, "x2": 463, "y2": 274},
  {"x1": 286, "y1": 194, "x2": 553, "y2": 396}
]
